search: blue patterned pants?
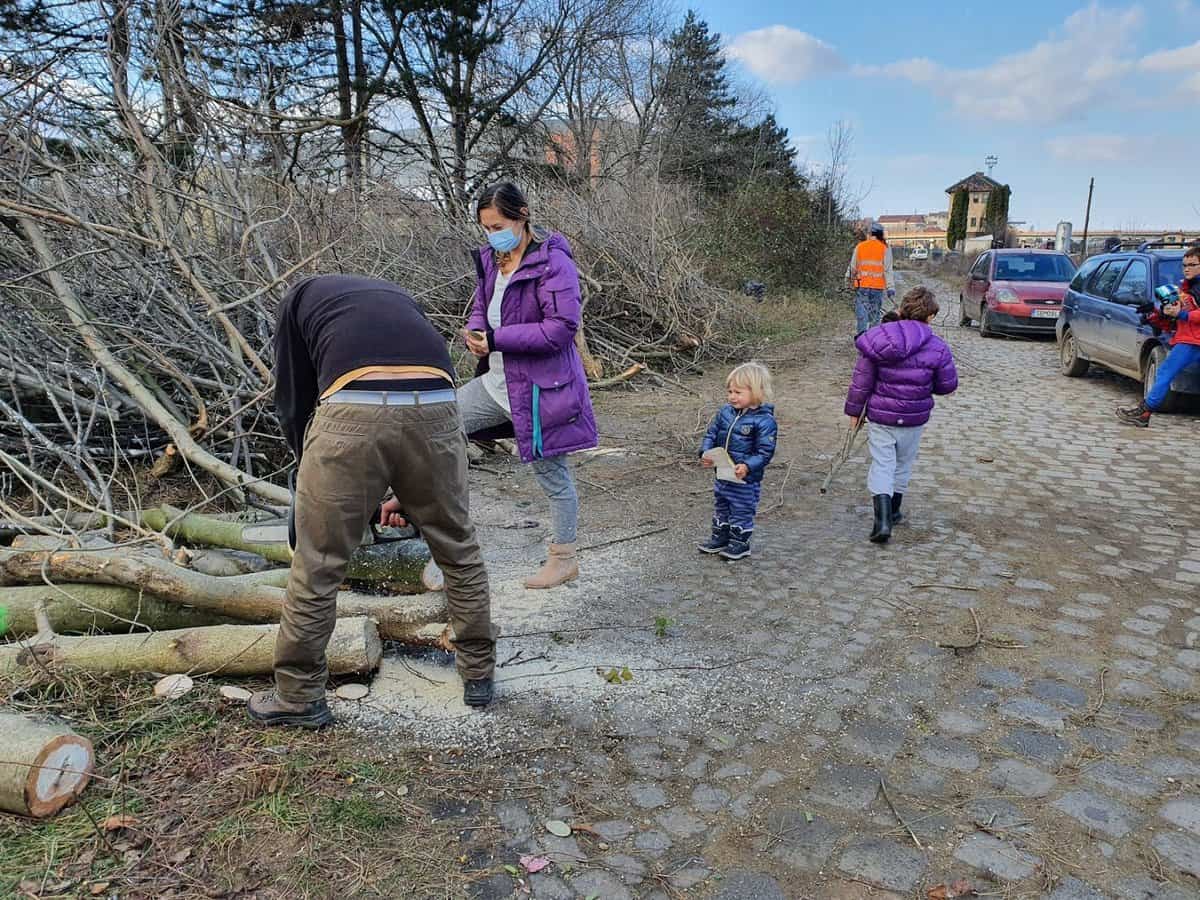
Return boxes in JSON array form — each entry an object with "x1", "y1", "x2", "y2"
[{"x1": 713, "y1": 480, "x2": 762, "y2": 531}]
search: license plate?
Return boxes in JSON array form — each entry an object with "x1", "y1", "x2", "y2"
[{"x1": 1031, "y1": 309, "x2": 1059, "y2": 318}]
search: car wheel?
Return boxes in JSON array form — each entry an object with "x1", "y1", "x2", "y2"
[
  {"x1": 958, "y1": 295, "x2": 971, "y2": 327},
  {"x1": 979, "y1": 304, "x2": 995, "y2": 338},
  {"x1": 1144, "y1": 345, "x2": 1183, "y2": 413},
  {"x1": 1059, "y1": 328, "x2": 1089, "y2": 377}
]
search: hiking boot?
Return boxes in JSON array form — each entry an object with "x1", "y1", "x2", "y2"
[
  {"x1": 719, "y1": 526, "x2": 752, "y2": 560},
  {"x1": 463, "y1": 677, "x2": 494, "y2": 708},
  {"x1": 869, "y1": 494, "x2": 892, "y2": 544},
  {"x1": 1116, "y1": 400, "x2": 1151, "y2": 427},
  {"x1": 524, "y1": 543, "x2": 578, "y2": 589},
  {"x1": 891, "y1": 493, "x2": 904, "y2": 525},
  {"x1": 698, "y1": 520, "x2": 730, "y2": 554},
  {"x1": 247, "y1": 690, "x2": 334, "y2": 729}
]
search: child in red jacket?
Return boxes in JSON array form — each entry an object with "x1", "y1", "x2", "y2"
[{"x1": 1117, "y1": 245, "x2": 1200, "y2": 427}]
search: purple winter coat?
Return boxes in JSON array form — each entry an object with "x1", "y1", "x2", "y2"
[
  {"x1": 467, "y1": 232, "x2": 599, "y2": 462},
  {"x1": 844, "y1": 320, "x2": 958, "y2": 427}
]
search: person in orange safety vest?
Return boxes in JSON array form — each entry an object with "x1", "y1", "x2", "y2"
[{"x1": 845, "y1": 222, "x2": 896, "y2": 336}]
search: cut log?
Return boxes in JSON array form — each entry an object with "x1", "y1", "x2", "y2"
[
  {"x1": 0, "y1": 584, "x2": 240, "y2": 636},
  {"x1": 0, "y1": 616, "x2": 382, "y2": 677},
  {"x1": 0, "y1": 713, "x2": 93, "y2": 818},
  {"x1": 0, "y1": 549, "x2": 446, "y2": 641},
  {"x1": 141, "y1": 506, "x2": 432, "y2": 588}
]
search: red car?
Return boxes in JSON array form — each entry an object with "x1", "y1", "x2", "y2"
[{"x1": 959, "y1": 249, "x2": 1078, "y2": 337}]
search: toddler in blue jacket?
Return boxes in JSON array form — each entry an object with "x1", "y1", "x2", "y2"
[{"x1": 698, "y1": 362, "x2": 778, "y2": 560}]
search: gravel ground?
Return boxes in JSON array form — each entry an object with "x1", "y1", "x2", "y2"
[{"x1": 333, "y1": 270, "x2": 1200, "y2": 899}]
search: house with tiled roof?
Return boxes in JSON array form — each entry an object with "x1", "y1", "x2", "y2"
[{"x1": 946, "y1": 171, "x2": 1004, "y2": 237}]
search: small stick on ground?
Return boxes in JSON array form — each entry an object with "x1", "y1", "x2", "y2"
[
  {"x1": 880, "y1": 778, "x2": 923, "y2": 850},
  {"x1": 1072, "y1": 666, "x2": 1109, "y2": 724},
  {"x1": 936, "y1": 608, "x2": 982, "y2": 655},
  {"x1": 578, "y1": 526, "x2": 668, "y2": 552},
  {"x1": 912, "y1": 583, "x2": 980, "y2": 592}
]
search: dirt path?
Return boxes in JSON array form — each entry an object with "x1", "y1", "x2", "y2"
[{"x1": 339, "y1": 271, "x2": 1200, "y2": 898}]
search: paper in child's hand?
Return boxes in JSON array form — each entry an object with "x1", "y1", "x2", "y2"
[{"x1": 702, "y1": 448, "x2": 745, "y2": 483}]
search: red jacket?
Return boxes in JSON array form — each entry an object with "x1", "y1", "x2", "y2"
[{"x1": 1147, "y1": 277, "x2": 1200, "y2": 346}]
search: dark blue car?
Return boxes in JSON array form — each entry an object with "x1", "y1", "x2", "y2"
[{"x1": 1056, "y1": 243, "x2": 1198, "y2": 410}]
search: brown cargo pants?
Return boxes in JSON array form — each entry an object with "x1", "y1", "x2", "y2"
[{"x1": 274, "y1": 398, "x2": 495, "y2": 702}]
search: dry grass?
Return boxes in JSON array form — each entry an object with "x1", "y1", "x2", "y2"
[{"x1": 0, "y1": 670, "x2": 495, "y2": 899}]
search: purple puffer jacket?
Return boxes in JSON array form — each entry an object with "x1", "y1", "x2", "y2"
[
  {"x1": 467, "y1": 232, "x2": 599, "y2": 462},
  {"x1": 844, "y1": 320, "x2": 958, "y2": 427}
]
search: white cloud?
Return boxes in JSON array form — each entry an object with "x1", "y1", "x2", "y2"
[
  {"x1": 1139, "y1": 39, "x2": 1200, "y2": 72},
  {"x1": 1045, "y1": 134, "x2": 1148, "y2": 162},
  {"x1": 726, "y1": 26, "x2": 844, "y2": 83},
  {"x1": 863, "y1": 5, "x2": 1144, "y2": 124}
]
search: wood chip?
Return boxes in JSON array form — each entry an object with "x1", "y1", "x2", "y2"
[
  {"x1": 218, "y1": 685, "x2": 252, "y2": 702},
  {"x1": 335, "y1": 683, "x2": 369, "y2": 701},
  {"x1": 153, "y1": 673, "x2": 194, "y2": 699}
]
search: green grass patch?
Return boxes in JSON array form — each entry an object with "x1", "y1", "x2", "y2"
[{"x1": 730, "y1": 287, "x2": 848, "y2": 349}]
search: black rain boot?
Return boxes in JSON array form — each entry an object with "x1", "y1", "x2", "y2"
[
  {"x1": 698, "y1": 519, "x2": 730, "y2": 554},
  {"x1": 719, "y1": 526, "x2": 752, "y2": 560},
  {"x1": 1116, "y1": 400, "x2": 1151, "y2": 427},
  {"x1": 891, "y1": 493, "x2": 904, "y2": 525},
  {"x1": 869, "y1": 494, "x2": 892, "y2": 544}
]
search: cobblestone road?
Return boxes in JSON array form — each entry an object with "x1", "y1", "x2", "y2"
[{"x1": 425, "y1": 276, "x2": 1200, "y2": 900}]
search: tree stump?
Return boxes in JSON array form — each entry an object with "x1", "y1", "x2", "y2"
[{"x1": 0, "y1": 713, "x2": 93, "y2": 818}]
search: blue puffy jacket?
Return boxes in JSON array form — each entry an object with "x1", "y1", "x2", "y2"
[{"x1": 699, "y1": 403, "x2": 778, "y2": 484}]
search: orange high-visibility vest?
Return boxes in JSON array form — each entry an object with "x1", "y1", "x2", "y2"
[{"x1": 854, "y1": 238, "x2": 887, "y2": 290}]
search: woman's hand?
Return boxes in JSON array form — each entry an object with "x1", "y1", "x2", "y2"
[
  {"x1": 733, "y1": 463, "x2": 749, "y2": 479},
  {"x1": 379, "y1": 498, "x2": 408, "y2": 528},
  {"x1": 463, "y1": 329, "x2": 489, "y2": 358},
  {"x1": 700, "y1": 456, "x2": 714, "y2": 468},
  {"x1": 848, "y1": 414, "x2": 862, "y2": 428}
]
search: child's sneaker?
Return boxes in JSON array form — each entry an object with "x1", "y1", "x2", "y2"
[
  {"x1": 719, "y1": 526, "x2": 752, "y2": 560},
  {"x1": 698, "y1": 520, "x2": 729, "y2": 554}
]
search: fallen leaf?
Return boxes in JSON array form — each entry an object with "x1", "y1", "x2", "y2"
[
  {"x1": 90, "y1": 882, "x2": 111, "y2": 895},
  {"x1": 950, "y1": 880, "x2": 976, "y2": 897},
  {"x1": 544, "y1": 819, "x2": 571, "y2": 837},
  {"x1": 103, "y1": 814, "x2": 137, "y2": 832},
  {"x1": 927, "y1": 887, "x2": 949, "y2": 900},
  {"x1": 519, "y1": 855, "x2": 550, "y2": 873},
  {"x1": 620, "y1": 666, "x2": 633, "y2": 682},
  {"x1": 803, "y1": 810, "x2": 813, "y2": 823},
  {"x1": 169, "y1": 847, "x2": 193, "y2": 864},
  {"x1": 502, "y1": 864, "x2": 519, "y2": 876}
]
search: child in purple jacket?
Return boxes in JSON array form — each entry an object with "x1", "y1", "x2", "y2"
[{"x1": 844, "y1": 287, "x2": 958, "y2": 543}]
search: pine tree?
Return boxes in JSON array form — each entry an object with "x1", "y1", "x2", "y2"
[{"x1": 658, "y1": 10, "x2": 739, "y2": 191}]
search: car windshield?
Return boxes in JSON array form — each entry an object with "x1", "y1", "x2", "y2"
[
  {"x1": 1156, "y1": 258, "x2": 1183, "y2": 288},
  {"x1": 993, "y1": 254, "x2": 1076, "y2": 282}
]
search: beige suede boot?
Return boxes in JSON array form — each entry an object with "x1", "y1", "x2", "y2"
[{"x1": 524, "y1": 543, "x2": 579, "y2": 589}]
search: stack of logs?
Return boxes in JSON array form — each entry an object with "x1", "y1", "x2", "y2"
[{"x1": 0, "y1": 505, "x2": 449, "y2": 679}]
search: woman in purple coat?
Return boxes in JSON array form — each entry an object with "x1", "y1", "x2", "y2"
[
  {"x1": 844, "y1": 286, "x2": 958, "y2": 543},
  {"x1": 459, "y1": 183, "x2": 599, "y2": 588}
]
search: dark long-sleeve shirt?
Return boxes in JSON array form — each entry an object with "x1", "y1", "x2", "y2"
[{"x1": 273, "y1": 275, "x2": 454, "y2": 461}]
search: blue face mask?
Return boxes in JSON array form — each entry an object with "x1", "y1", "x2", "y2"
[{"x1": 487, "y1": 226, "x2": 520, "y2": 254}]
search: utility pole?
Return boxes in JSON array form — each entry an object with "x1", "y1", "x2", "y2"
[{"x1": 1080, "y1": 177, "x2": 1094, "y2": 260}]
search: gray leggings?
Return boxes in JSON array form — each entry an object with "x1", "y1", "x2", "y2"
[{"x1": 457, "y1": 377, "x2": 579, "y2": 544}]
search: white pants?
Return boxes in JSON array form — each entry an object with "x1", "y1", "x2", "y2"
[{"x1": 866, "y1": 421, "x2": 925, "y2": 497}]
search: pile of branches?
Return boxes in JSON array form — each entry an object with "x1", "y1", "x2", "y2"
[{"x1": 1, "y1": 111, "x2": 740, "y2": 524}]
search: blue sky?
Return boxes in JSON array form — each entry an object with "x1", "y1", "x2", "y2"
[{"x1": 689, "y1": 1, "x2": 1200, "y2": 231}]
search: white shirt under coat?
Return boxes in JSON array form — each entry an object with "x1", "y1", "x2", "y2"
[{"x1": 482, "y1": 270, "x2": 512, "y2": 412}]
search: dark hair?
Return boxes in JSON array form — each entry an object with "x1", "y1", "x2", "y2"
[
  {"x1": 1185, "y1": 245, "x2": 1200, "y2": 262},
  {"x1": 899, "y1": 286, "x2": 939, "y2": 322},
  {"x1": 476, "y1": 182, "x2": 530, "y2": 225},
  {"x1": 881, "y1": 310, "x2": 900, "y2": 323}
]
